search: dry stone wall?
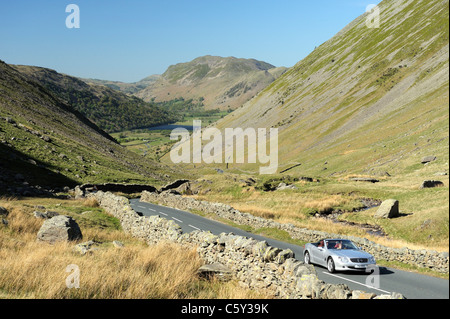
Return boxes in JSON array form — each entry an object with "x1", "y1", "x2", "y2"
[
  {"x1": 91, "y1": 191, "x2": 404, "y2": 299},
  {"x1": 140, "y1": 191, "x2": 449, "y2": 274}
]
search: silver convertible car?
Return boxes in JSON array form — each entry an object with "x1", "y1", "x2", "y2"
[{"x1": 303, "y1": 239, "x2": 376, "y2": 273}]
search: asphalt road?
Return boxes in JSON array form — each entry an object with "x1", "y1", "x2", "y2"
[{"x1": 130, "y1": 199, "x2": 449, "y2": 299}]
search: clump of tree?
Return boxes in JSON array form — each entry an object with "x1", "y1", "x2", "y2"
[{"x1": 50, "y1": 87, "x2": 176, "y2": 133}]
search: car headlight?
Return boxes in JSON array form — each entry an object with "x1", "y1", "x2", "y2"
[
  {"x1": 338, "y1": 256, "x2": 350, "y2": 263},
  {"x1": 369, "y1": 256, "x2": 376, "y2": 263}
]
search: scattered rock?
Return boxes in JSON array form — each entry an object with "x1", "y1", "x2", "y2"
[
  {"x1": 434, "y1": 172, "x2": 448, "y2": 176},
  {"x1": 244, "y1": 178, "x2": 256, "y2": 186},
  {"x1": 37, "y1": 215, "x2": 83, "y2": 243},
  {"x1": 4, "y1": 117, "x2": 15, "y2": 124},
  {"x1": 41, "y1": 135, "x2": 52, "y2": 143},
  {"x1": 420, "y1": 180, "x2": 444, "y2": 189},
  {"x1": 421, "y1": 156, "x2": 436, "y2": 164},
  {"x1": 374, "y1": 199, "x2": 399, "y2": 219},
  {"x1": 34, "y1": 210, "x2": 60, "y2": 219},
  {"x1": 74, "y1": 240, "x2": 98, "y2": 255},
  {"x1": 276, "y1": 183, "x2": 298, "y2": 191},
  {"x1": 112, "y1": 240, "x2": 124, "y2": 248}
]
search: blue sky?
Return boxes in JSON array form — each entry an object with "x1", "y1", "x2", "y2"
[{"x1": 0, "y1": 0, "x2": 381, "y2": 83}]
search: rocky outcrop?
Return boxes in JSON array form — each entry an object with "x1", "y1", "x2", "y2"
[
  {"x1": 420, "y1": 180, "x2": 444, "y2": 189},
  {"x1": 140, "y1": 191, "x2": 449, "y2": 274},
  {"x1": 90, "y1": 191, "x2": 405, "y2": 299},
  {"x1": 159, "y1": 180, "x2": 190, "y2": 192},
  {"x1": 36, "y1": 215, "x2": 83, "y2": 243}
]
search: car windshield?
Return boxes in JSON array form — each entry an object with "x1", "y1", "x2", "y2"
[{"x1": 326, "y1": 240, "x2": 358, "y2": 250}]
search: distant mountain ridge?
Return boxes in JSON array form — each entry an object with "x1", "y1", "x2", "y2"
[
  {"x1": 82, "y1": 56, "x2": 288, "y2": 111},
  {"x1": 135, "y1": 55, "x2": 288, "y2": 110}
]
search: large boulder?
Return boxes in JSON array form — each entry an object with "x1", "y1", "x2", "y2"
[
  {"x1": 37, "y1": 215, "x2": 83, "y2": 243},
  {"x1": 374, "y1": 199, "x2": 399, "y2": 219}
]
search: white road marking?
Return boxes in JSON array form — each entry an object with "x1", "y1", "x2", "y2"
[
  {"x1": 321, "y1": 271, "x2": 391, "y2": 294},
  {"x1": 188, "y1": 224, "x2": 201, "y2": 231},
  {"x1": 159, "y1": 211, "x2": 168, "y2": 216},
  {"x1": 137, "y1": 206, "x2": 146, "y2": 209},
  {"x1": 172, "y1": 217, "x2": 183, "y2": 223},
  {"x1": 149, "y1": 208, "x2": 156, "y2": 212}
]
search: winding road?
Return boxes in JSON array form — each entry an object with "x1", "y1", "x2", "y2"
[{"x1": 129, "y1": 199, "x2": 449, "y2": 299}]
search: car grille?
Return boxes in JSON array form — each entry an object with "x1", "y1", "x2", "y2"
[{"x1": 350, "y1": 258, "x2": 368, "y2": 263}]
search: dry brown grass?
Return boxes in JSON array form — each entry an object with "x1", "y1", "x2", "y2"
[
  {"x1": 83, "y1": 197, "x2": 99, "y2": 208},
  {"x1": 0, "y1": 198, "x2": 272, "y2": 299}
]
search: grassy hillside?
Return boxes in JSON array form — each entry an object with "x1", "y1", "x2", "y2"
[
  {"x1": 0, "y1": 60, "x2": 184, "y2": 194},
  {"x1": 162, "y1": 0, "x2": 449, "y2": 251},
  {"x1": 216, "y1": 0, "x2": 448, "y2": 178},
  {"x1": 12, "y1": 65, "x2": 176, "y2": 133},
  {"x1": 135, "y1": 55, "x2": 288, "y2": 110}
]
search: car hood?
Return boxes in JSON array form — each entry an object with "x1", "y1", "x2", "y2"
[{"x1": 331, "y1": 249, "x2": 373, "y2": 259}]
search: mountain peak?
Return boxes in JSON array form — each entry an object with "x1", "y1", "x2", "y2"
[{"x1": 136, "y1": 56, "x2": 286, "y2": 110}]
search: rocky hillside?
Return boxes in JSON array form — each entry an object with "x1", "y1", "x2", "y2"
[
  {"x1": 12, "y1": 65, "x2": 175, "y2": 133},
  {"x1": 134, "y1": 55, "x2": 288, "y2": 110},
  {"x1": 0, "y1": 60, "x2": 181, "y2": 196},
  {"x1": 215, "y1": 0, "x2": 449, "y2": 177}
]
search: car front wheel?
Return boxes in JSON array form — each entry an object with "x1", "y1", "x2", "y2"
[
  {"x1": 304, "y1": 251, "x2": 311, "y2": 264},
  {"x1": 327, "y1": 258, "x2": 336, "y2": 273}
]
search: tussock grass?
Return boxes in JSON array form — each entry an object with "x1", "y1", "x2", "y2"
[
  {"x1": 83, "y1": 197, "x2": 99, "y2": 208},
  {"x1": 0, "y1": 197, "x2": 271, "y2": 299}
]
